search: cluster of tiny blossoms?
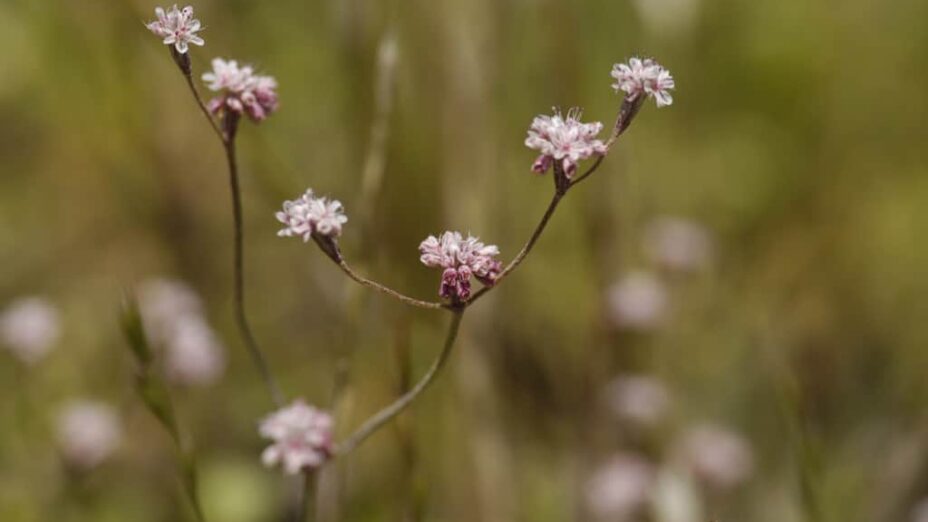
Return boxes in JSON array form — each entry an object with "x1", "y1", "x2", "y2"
[
  {"x1": 611, "y1": 57, "x2": 675, "y2": 107},
  {"x1": 419, "y1": 232, "x2": 502, "y2": 301},
  {"x1": 146, "y1": 5, "x2": 204, "y2": 54},
  {"x1": 202, "y1": 58, "x2": 279, "y2": 122},
  {"x1": 259, "y1": 400, "x2": 333, "y2": 474},
  {"x1": 276, "y1": 189, "x2": 348, "y2": 240},
  {"x1": 525, "y1": 108, "x2": 607, "y2": 178}
]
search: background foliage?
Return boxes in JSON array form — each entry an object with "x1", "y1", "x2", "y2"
[{"x1": 1, "y1": 0, "x2": 927, "y2": 521}]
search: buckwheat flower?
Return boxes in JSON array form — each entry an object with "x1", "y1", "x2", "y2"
[
  {"x1": 419, "y1": 231, "x2": 501, "y2": 301},
  {"x1": 146, "y1": 5, "x2": 204, "y2": 54},
  {"x1": 259, "y1": 400, "x2": 333, "y2": 474},
  {"x1": 611, "y1": 57, "x2": 675, "y2": 107},
  {"x1": 0, "y1": 296, "x2": 60, "y2": 366},
  {"x1": 138, "y1": 278, "x2": 203, "y2": 344},
  {"x1": 586, "y1": 454, "x2": 655, "y2": 521},
  {"x1": 678, "y1": 424, "x2": 754, "y2": 491},
  {"x1": 644, "y1": 217, "x2": 714, "y2": 273},
  {"x1": 606, "y1": 271, "x2": 669, "y2": 331},
  {"x1": 57, "y1": 400, "x2": 121, "y2": 470},
  {"x1": 276, "y1": 189, "x2": 348, "y2": 240},
  {"x1": 525, "y1": 108, "x2": 607, "y2": 178},
  {"x1": 202, "y1": 58, "x2": 279, "y2": 122},
  {"x1": 604, "y1": 375, "x2": 671, "y2": 429},
  {"x1": 164, "y1": 316, "x2": 226, "y2": 386}
]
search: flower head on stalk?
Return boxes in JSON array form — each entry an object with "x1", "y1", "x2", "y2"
[
  {"x1": 259, "y1": 400, "x2": 333, "y2": 474},
  {"x1": 276, "y1": 189, "x2": 348, "y2": 241},
  {"x1": 419, "y1": 232, "x2": 501, "y2": 301},
  {"x1": 524, "y1": 108, "x2": 607, "y2": 179},
  {"x1": 202, "y1": 58, "x2": 279, "y2": 123},
  {"x1": 146, "y1": 5, "x2": 204, "y2": 54},
  {"x1": 611, "y1": 57, "x2": 675, "y2": 107},
  {"x1": 57, "y1": 401, "x2": 122, "y2": 470}
]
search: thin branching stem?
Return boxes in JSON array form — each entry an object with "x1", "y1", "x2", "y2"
[
  {"x1": 466, "y1": 191, "x2": 564, "y2": 305},
  {"x1": 180, "y1": 69, "x2": 224, "y2": 142},
  {"x1": 224, "y1": 136, "x2": 286, "y2": 407},
  {"x1": 335, "y1": 309, "x2": 465, "y2": 456},
  {"x1": 298, "y1": 471, "x2": 317, "y2": 522}
]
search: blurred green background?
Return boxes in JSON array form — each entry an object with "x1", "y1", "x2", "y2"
[{"x1": 1, "y1": 0, "x2": 927, "y2": 521}]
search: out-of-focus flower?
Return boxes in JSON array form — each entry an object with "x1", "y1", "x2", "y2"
[
  {"x1": 912, "y1": 498, "x2": 928, "y2": 522},
  {"x1": 259, "y1": 400, "x2": 333, "y2": 474},
  {"x1": 57, "y1": 401, "x2": 121, "y2": 470},
  {"x1": 652, "y1": 467, "x2": 703, "y2": 522},
  {"x1": 164, "y1": 317, "x2": 225, "y2": 386},
  {"x1": 604, "y1": 375, "x2": 671, "y2": 429},
  {"x1": 586, "y1": 453, "x2": 656, "y2": 521},
  {"x1": 276, "y1": 189, "x2": 348, "y2": 240},
  {"x1": 419, "y1": 231, "x2": 501, "y2": 301},
  {"x1": 632, "y1": 0, "x2": 701, "y2": 35},
  {"x1": 606, "y1": 271, "x2": 669, "y2": 330},
  {"x1": 611, "y1": 57, "x2": 675, "y2": 107},
  {"x1": 202, "y1": 58, "x2": 279, "y2": 122},
  {"x1": 0, "y1": 296, "x2": 59, "y2": 366},
  {"x1": 525, "y1": 108, "x2": 607, "y2": 178},
  {"x1": 138, "y1": 278, "x2": 225, "y2": 387},
  {"x1": 644, "y1": 217, "x2": 714, "y2": 273},
  {"x1": 678, "y1": 424, "x2": 754, "y2": 491},
  {"x1": 146, "y1": 5, "x2": 204, "y2": 54}
]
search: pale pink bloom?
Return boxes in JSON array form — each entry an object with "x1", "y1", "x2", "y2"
[
  {"x1": 276, "y1": 189, "x2": 348, "y2": 240},
  {"x1": 202, "y1": 58, "x2": 279, "y2": 122},
  {"x1": 0, "y1": 296, "x2": 60, "y2": 366},
  {"x1": 57, "y1": 401, "x2": 121, "y2": 470},
  {"x1": 586, "y1": 454, "x2": 656, "y2": 520},
  {"x1": 611, "y1": 57, "x2": 675, "y2": 107},
  {"x1": 164, "y1": 317, "x2": 226, "y2": 386},
  {"x1": 679, "y1": 424, "x2": 754, "y2": 490},
  {"x1": 419, "y1": 231, "x2": 501, "y2": 300},
  {"x1": 604, "y1": 375, "x2": 671, "y2": 429},
  {"x1": 138, "y1": 278, "x2": 225, "y2": 387},
  {"x1": 607, "y1": 271, "x2": 669, "y2": 330},
  {"x1": 912, "y1": 498, "x2": 928, "y2": 522},
  {"x1": 644, "y1": 217, "x2": 713, "y2": 273},
  {"x1": 525, "y1": 108, "x2": 607, "y2": 178},
  {"x1": 259, "y1": 400, "x2": 333, "y2": 474},
  {"x1": 146, "y1": 5, "x2": 204, "y2": 54}
]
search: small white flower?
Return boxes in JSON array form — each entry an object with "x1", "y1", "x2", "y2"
[
  {"x1": 644, "y1": 217, "x2": 713, "y2": 273},
  {"x1": 57, "y1": 401, "x2": 121, "y2": 470},
  {"x1": 606, "y1": 272, "x2": 669, "y2": 331},
  {"x1": 146, "y1": 5, "x2": 204, "y2": 54},
  {"x1": 678, "y1": 424, "x2": 754, "y2": 490},
  {"x1": 611, "y1": 57, "x2": 675, "y2": 107},
  {"x1": 138, "y1": 278, "x2": 203, "y2": 343},
  {"x1": 604, "y1": 375, "x2": 671, "y2": 429},
  {"x1": 202, "y1": 58, "x2": 279, "y2": 122},
  {"x1": 0, "y1": 296, "x2": 60, "y2": 366},
  {"x1": 586, "y1": 454, "x2": 655, "y2": 521},
  {"x1": 525, "y1": 108, "x2": 606, "y2": 178},
  {"x1": 259, "y1": 400, "x2": 333, "y2": 474},
  {"x1": 419, "y1": 231, "x2": 501, "y2": 300},
  {"x1": 164, "y1": 316, "x2": 226, "y2": 386},
  {"x1": 276, "y1": 189, "x2": 348, "y2": 240}
]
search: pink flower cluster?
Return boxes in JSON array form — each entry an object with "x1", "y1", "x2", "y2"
[
  {"x1": 419, "y1": 232, "x2": 501, "y2": 301},
  {"x1": 524, "y1": 108, "x2": 607, "y2": 178},
  {"x1": 276, "y1": 189, "x2": 348, "y2": 240},
  {"x1": 611, "y1": 57, "x2": 675, "y2": 107},
  {"x1": 259, "y1": 400, "x2": 333, "y2": 474},
  {"x1": 202, "y1": 58, "x2": 279, "y2": 122},
  {"x1": 146, "y1": 5, "x2": 204, "y2": 54}
]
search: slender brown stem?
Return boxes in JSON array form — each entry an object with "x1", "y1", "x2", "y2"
[
  {"x1": 181, "y1": 69, "x2": 224, "y2": 142},
  {"x1": 466, "y1": 191, "x2": 564, "y2": 305},
  {"x1": 224, "y1": 136, "x2": 285, "y2": 407},
  {"x1": 568, "y1": 155, "x2": 605, "y2": 188},
  {"x1": 335, "y1": 309, "x2": 465, "y2": 456},
  {"x1": 317, "y1": 240, "x2": 447, "y2": 310},
  {"x1": 297, "y1": 471, "x2": 317, "y2": 522}
]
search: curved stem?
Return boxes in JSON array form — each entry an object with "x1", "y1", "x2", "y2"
[
  {"x1": 297, "y1": 471, "x2": 317, "y2": 522},
  {"x1": 568, "y1": 155, "x2": 605, "y2": 188},
  {"x1": 181, "y1": 70, "x2": 224, "y2": 142},
  {"x1": 466, "y1": 192, "x2": 564, "y2": 305},
  {"x1": 335, "y1": 309, "x2": 465, "y2": 456},
  {"x1": 319, "y1": 240, "x2": 447, "y2": 310},
  {"x1": 225, "y1": 137, "x2": 286, "y2": 407}
]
